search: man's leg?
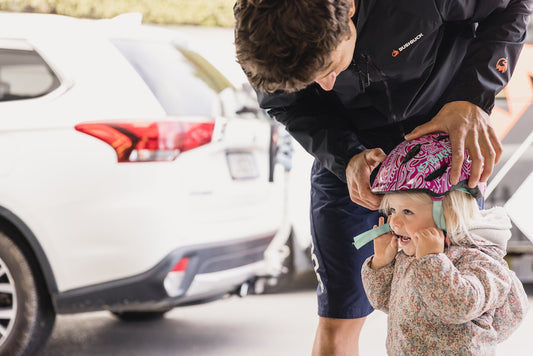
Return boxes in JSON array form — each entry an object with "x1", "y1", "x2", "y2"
[
  {"x1": 309, "y1": 160, "x2": 376, "y2": 355},
  {"x1": 312, "y1": 317, "x2": 366, "y2": 356}
]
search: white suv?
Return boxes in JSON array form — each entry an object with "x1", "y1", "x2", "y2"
[{"x1": 0, "y1": 12, "x2": 291, "y2": 355}]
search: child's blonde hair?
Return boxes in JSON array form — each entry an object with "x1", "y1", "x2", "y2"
[{"x1": 380, "y1": 190, "x2": 480, "y2": 243}]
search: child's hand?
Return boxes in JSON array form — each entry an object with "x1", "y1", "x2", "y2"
[
  {"x1": 371, "y1": 216, "x2": 398, "y2": 269},
  {"x1": 411, "y1": 227, "x2": 445, "y2": 258}
]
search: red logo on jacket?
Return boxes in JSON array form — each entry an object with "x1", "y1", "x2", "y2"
[{"x1": 496, "y1": 58, "x2": 508, "y2": 73}]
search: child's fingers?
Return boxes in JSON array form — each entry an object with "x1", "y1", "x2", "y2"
[
  {"x1": 413, "y1": 228, "x2": 445, "y2": 258},
  {"x1": 418, "y1": 228, "x2": 443, "y2": 242},
  {"x1": 390, "y1": 235, "x2": 398, "y2": 249},
  {"x1": 411, "y1": 232, "x2": 420, "y2": 246}
]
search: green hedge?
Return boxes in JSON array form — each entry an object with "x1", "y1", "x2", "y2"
[{"x1": 0, "y1": 0, "x2": 236, "y2": 27}]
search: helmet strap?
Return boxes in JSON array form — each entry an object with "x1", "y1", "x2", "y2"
[
  {"x1": 432, "y1": 199, "x2": 446, "y2": 232},
  {"x1": 352, "y1": 222, "x2": 392, "y2": 249},
  {"x1": 432, "y1": 187, "x2": 471, "y2": 233}
]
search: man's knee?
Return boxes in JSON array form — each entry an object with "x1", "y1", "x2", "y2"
[
  {"x1": 318, "y1": 316, "x2": 366, "y2": 337},
  {"x1": 313, "y1": 317, "x2": 367, "y2": 356}
]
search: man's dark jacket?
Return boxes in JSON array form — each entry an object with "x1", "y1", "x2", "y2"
[{"x1": 258, "y1": 0, "x2": 532, "y2": 182}]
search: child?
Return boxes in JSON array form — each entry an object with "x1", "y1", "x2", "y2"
[{"x1": 355, "y1": 133, "x2": 528, "y2": 355}]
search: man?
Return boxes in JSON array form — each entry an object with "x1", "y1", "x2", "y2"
[{"x1": 234, "y1": 0, "x2": 531, "y2": 354}]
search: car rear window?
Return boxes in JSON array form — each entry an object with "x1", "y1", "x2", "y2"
[
  {"x1": 0, "y1": 47, "x2": 60, "y2": 102},
  {"x1": 112, "y1": 39, "x2": 233, "y2": 117}
]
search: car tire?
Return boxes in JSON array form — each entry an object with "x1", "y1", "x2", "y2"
[
  {"x1": 0, "y1": 231, "x2": 55, "y2": 356},
  {"x1": 111, "y1": 309, "x2": 172, "y2": 321}
]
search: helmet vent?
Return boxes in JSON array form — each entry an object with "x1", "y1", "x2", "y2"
[
  {"x1": 436, "y1": 135, "x2": 449, "y2": 141},
  {"x1": 424, "y1": 164, "x2": 448, "y2": 181},
  {"x1": 401, "y1": 144, "x2": 421, "y2": 164}
]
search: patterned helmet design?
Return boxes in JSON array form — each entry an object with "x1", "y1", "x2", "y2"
[{"x1": 371, "y1": 133, "x2": 485, "y2": 199}]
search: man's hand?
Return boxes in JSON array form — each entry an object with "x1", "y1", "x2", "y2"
[
  {"x1": 404, "y1": 101, "x2": 503, "y2": 188},
  {"x1": 411, "y1": 227, "x2": 445, "y2": 258},
  {"x1": 371, "y1": 216, "x2": 398, "y2": 269},
  {"x1": 346, "y1": 148, "x2": 387, "y2": 210}
]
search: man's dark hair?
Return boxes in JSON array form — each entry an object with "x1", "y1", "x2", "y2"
[{"x1": 234, "y1": 0, "x2": 353, "y2": 93}]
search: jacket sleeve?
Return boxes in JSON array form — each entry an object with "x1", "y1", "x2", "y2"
[
  {"x1": 361, "y1": 256, "x2": 395, "y2": 313},
  {"x1": 258, "y1": 87, "x2": 366, "y2": 182},
  {"x1": 411, "y1": 250, "x2": 512, "y2": 324},
  {"x1": 436, "y1": 0, "x2": 532, "y2": 113}
]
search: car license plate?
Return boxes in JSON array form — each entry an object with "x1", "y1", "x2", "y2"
[{"x1": 226, "y1": 152, "x2": 259, "y2": 180}]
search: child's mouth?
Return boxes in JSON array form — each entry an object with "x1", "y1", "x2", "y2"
[{"x1": 394, "y1": 233, "x2": 411, "y2": 243}]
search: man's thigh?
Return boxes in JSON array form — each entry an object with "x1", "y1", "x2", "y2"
[{"x1": 310, "y1": 160, "x2": 376, "y2": 319}]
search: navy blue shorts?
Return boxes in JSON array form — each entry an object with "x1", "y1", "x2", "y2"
[{"x1": 310, "y1": 160, "x2": 376, "y2": 319}]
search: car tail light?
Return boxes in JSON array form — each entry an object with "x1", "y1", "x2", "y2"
[
  {"x1": 75, "y1": 120, "x2": 215, "y2": 162},
  {"x1": 170, "y1": 257, "x2": 189, "y2": 272},
  {"x1": 164, "y1": 257, "x2": 189, "y2": 297}
]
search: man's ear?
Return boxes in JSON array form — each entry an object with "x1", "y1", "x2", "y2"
[{"x1": 348, "y1": 0, "x2": 357, "y2": 18}]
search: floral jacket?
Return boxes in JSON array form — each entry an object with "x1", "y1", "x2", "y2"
[{"x1": 361, "y1": 208, "x2": 528, "y2": 355}]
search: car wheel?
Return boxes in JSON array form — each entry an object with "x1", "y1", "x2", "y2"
[
  {"x1": 0, "y1": 231, "x2": 55, "y2": 355},
  {"x1": 111, "y1": 309, "x2": 172, "y2": 321}
]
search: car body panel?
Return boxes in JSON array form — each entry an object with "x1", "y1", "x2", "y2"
[{"x1": 0, "y1": 12, "x2": 289, "y2": 296}]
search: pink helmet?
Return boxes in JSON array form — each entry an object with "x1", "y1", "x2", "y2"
[
  {"x1": 353, "y1": 133, "x2": 485, "y2": 248},
  {"x1": 371, "y1": 132, "x2": 485, "y2": 199}
]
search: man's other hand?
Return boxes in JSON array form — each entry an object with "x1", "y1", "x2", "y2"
[
  {"x1": 405, "y1": 101, "x2": 503, "y2": 188},
  {"x1": 346, "y1": 148, "x2": 387, "y2": 210}
]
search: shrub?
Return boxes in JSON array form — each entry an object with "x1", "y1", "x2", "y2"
[{"x1": 0, "y1": 0, "x2": 235, "y2": 27}]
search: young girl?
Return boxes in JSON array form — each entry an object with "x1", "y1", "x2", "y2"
[{"x1": 354, "y1": 133, "x2": 528, "y2": 355}]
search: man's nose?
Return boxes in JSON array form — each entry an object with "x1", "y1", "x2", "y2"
[{"x1": 316, "y1": 72, "x2": 337, "y2": 91}]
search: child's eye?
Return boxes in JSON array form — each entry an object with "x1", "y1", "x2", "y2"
[
  {"x1": 403, "y1": 209, "x2": 413, "y2": 215},
  {"x1": 388, "y1": 208, "x2": 396, "y2": 215}
]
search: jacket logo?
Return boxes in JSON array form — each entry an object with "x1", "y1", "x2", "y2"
[
  {"x1": 392, "y1": 33, "x2": 424, "y2": 57},
  {"x1": 496, "y1": 58, "x2": 508, "y2": 73}
]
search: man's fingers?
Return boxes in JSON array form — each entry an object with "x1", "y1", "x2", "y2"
[
  {"x1": 404, "y1": 121, "x2": 437, "y2": 140},
  {"x1": 488, "y1": 127, "x2": 503, "y2": 164},
  {"x1": 357, "y1": 192, "x2": 381, "y2": 210},
  {"x1": 365, "y1": 148, "x2": 387, "y2": 168},
  {"x1": 346, "y1": 148, "x2": 386, "y2": 209},
  {"x1": 481, "y1": 127, "x2": 503, "y2": 182},
  {"x1": 479, "y1": 143, "x2": 496, "y2": 183},
  {"x1": 468, "y1": 149, "x2": 483, "y2": 188},
  {"x1": 449, "y1": 135, "x2": 466, "y2": 186},
  {"x1": 359, "y1": 191, "x2": 382, "y2": 210},
  {"x1": 349, "y1": 184, "x2": 381, "y2": 210},
  {"x1": 360, "y1": 183, "x2": 382, "y2": 208}
]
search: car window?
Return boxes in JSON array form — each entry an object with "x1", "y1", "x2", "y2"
[
  {"x1": 0, "y1": 48, "x2": 60, "y2": 102},
  {"x1": 112, "y1": 39, "x2": 233, "y2": 117}
]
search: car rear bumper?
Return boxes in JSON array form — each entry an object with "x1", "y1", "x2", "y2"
[{"x1": 54, "y1": 232, "x2": 275, "y2": 314}]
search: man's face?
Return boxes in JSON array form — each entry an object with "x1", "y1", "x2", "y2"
[{"x1": 313, "y1": 4, "x2": 357, "y2": 91}]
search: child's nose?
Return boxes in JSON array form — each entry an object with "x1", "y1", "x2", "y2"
[{"x1": 390, "y1": 214, "x2": 401, "y2": 229}]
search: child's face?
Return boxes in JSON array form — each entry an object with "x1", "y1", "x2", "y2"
[{"x1": 387, "y1": 193, "x2": 438, "y2": 256}]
